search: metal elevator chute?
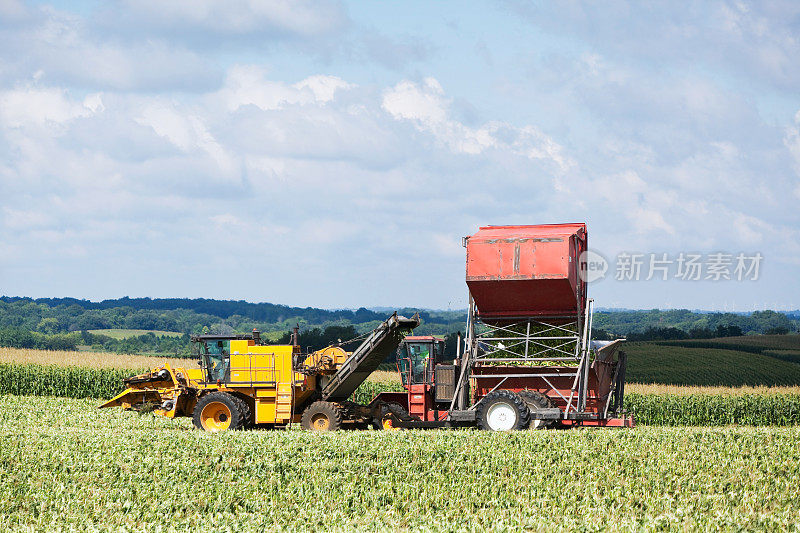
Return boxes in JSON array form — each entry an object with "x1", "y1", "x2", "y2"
[{"x1": 321, "y1": 312, "x2": 420, "y2": 402}]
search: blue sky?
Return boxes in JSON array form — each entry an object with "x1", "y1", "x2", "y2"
[{"x1": 1, "y1": 0, "x2": 799, "y2": 311}]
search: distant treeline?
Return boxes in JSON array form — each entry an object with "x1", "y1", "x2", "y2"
[
  {"x1": 592, "y1": 309, "x2": 797, "y2": 337},
  {"x1": 0, "y1": 327, "x2": 192, "y2": 356},
  {"x1": 0, "y1": 296, "x2": 796, "y2": 355},
  {"x1": 604, "y1": 324, "x2": 747, "y2": 342},
  {"x1": 0, "y1": 296, "x2": 463, "y2": 338}
]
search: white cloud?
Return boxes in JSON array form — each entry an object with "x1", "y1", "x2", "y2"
[
  {"x1": 0, "y1": 86, "x2": 92, "y2": 127},
  {"x1": 2, "y1": 207, "x2": 52, "y2": 230},
  {"x1": 0, "y1": 2, "x2": 798, "y2": 309},
  {"x1": 381, "y1": 77, "x2": 573, "y2": 184},
  {"x1": 295, "y1": 75, "x2": 353, "y2": 103},
  {"x1": 505, "y1": 1, "x2": 800, "y2": 91},
  {"x1": 0, "y1": 0, "x2": 23, "y2": 15},
  {"x1": 215, "y1": 66, "x2": 352, "y2": 112},
  {"x1": 732, "y1": 213, "x2": 771, "y2": 246},
  {"x1": 382, "y1": 78, "x2": 449, "y2": 125},
  {"x1": 630, "y1": 207, "x2": 676, "y2": 236},
  {"x1": 0, "y1": 4, "x2": 220, "y2": 91},
  {"x1": 115, "y1": 0, "x2": 346, "y2": 39}
]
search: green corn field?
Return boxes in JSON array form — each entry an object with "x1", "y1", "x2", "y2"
[
  {"x1": 0, "y1": 363, "x2": 143, "y2": 399},
  {"x1": 3, "y1": 362, "x2": 800, "y2": 426},
  {"x1": 0, "y1": 395, "x2": 798, "y2": 531},
  {"x1": 624, "y1": 392, "x2": 800, "y2": 426}
]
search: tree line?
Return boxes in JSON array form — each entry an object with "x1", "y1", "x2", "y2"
[
  {"x1": 0, "y1": 328, "x2": 192, "y2": 356},
  {"x1": 0, "y1": 296, "x2": 796, "y2": 356},
  {"x1": 0, "y1": 297, "x2": 461, "y2": 337}
]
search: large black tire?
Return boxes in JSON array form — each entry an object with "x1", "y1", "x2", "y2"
[
  {"x1": 230, "y1": 394, "x2": 254, "y2": 429},
  {"x1": 301, "y1": 401, "x2": 343, "y2": 432},
  {"x1": 373, "y1": 402, "x2": 411, "y2": 430},
  {"x1": 476, "y1": 390, "x2": 530, "y2": 431},
  {"x1": 192, "y1": 392, "x2": 246, "y2": 432},
  {"x1": 518, "y1": 390, "x2": 555, "y2": 430}
]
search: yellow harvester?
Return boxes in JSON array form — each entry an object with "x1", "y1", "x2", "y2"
[{"x1": 100, "y1": 313, "x2": 418, "y2": 431}]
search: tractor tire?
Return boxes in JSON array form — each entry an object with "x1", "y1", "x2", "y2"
[
  {"x1": 374, "y1": 403, "x2": 410, "y2": 430},
  {"x1": 476, "y1": 390, "x2": 530, "y2": 431},
  {"x1": 230, "y1": 394, "x2": 254, "y2": 429},
  {"x1": 301, "y1": 401, "x2": 343, "y2": 432},
  {"x1": 518, "y1": 390, "x2": 555, "y2": 430},
  {"x1": 193, "y1": 392, "x2": 246, "y2": 432}
]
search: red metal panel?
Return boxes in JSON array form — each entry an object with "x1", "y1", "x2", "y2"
[
  {"x1": 466, "y1": 223, "x2": 587, "y2": 319},
  {"x1": 407, "y1": 384, "x2": 429, "y2": 419}
]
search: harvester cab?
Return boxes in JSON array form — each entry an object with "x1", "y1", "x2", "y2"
[
  {"x1": 397, "y1": 336, "x2": 446, "y2": 386},
  {"x1": 195, "y1": 337, "x2": 231, "y2": 382},
  {"x1": 191, "y1": 331, "x2": 277, "y2": 384},
  {"x1": 364, "y1": 336, "x2": 456, "y2": 429}
]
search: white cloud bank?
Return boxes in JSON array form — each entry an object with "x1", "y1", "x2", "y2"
[{"x1": 0, "y1": 0, "x2": 798, "y2": 310}]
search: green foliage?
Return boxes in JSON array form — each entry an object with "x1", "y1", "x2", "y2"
[
  {"x1": 661, "y1": 334, "x2": 800, "y2": 351},
  {"x1": 625, "y1": 393, "x2": 800, "y2": 426},
  {"x1": 655, "y1": 340, "x2": 764, "y2": 354},
  {"x1": 626, "y1": 324, "x2": 744, "y2": 341},
  {"x1": 766, "y1": 326, "x2": 790, "y2": 335},
  {"x1": 655, "y1": 335, "x2": 800, "y2": 368},
  {"x1": 0, "y1": 363, "x2": 139, "y2": 399},
  {"x1": 0, "y1": 327, "x2": 79, "y2": 350},
  {"x1": 87, "y1": 328, "x2": 184, "y2": 339},
  {"x1": 1, "y1": 297, "x2": 798, "y2": 362},
  {"x1": 13, "y1": 330, "x2": 196, "y2": 357},
  {"x1": 277, "y1": 325, "x2": 359, "y2": 352},
  {"x1": 593, "y1": 308, "x2": 798, "y2": 336},
  {"x1": 107, "y1": 332, "x2": 192, "y2": 356},
  {"x1": 0, "y1": 296, "x2": 406, "y2": 335},
  {"x1": 3, "y1": 362, "x2": 800, "y2": 428},
  {"x1": 350, "y1": 379, "x2": 404, "y2": 404},
  {"x1": 625, "y1": 343, "x2": 800, "y2": 386},
  {"x1": 0, "y1": 361, "x2": 401, "y2": 403},
  {"x1": 2, "y1": 395, "x2": 800, "y2": 530},
  {"x1": 763, "y1": 350, "x2": 800, "y2": 365}
]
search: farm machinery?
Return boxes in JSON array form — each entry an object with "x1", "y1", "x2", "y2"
[
  {"x1": 101, "y1": 223, "x2": 632, "y2": 431},
  {"x1": 372, "y1": 223, "x2": 633, "y2": 430},
  {"x1": 100, "y1": 313, "x2": 420, "y2": 430}
]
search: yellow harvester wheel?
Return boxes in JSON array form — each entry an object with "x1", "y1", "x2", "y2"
[
  {"x1": 192, "y1": 392, "x2": 245, "y2": 432},
  {"x1": 374, "y1": 403, "x2": 408, "y2": 431},
  {"x1": 201, "y1": 401, "x2": 232, "y2": 431},
  {"x1": 311, "y1": 412, "x2": 331, "y2": 430},
  {"x1": 301, "y1": 401, "x2": 343, "y2": 431},
  {"x1": 381, "y1": 416, "x2": 399, "y2": 431}
]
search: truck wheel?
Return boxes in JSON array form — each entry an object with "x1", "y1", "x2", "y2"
[
  {"x1": 301, "y1": 401, "x2": 343, "y2": 432},
  {"x1": 518, "y1": 390, "x2": 555, "y2": 429},
  {"x1": 476, "y1": 390, "x2": 530, "y2": 431},
  {"x1": 193, "y1": 392, "x2": 245, "y2": 432},
  {"x1": 374, "y1": 403, "x2": 409, "y2": 430}
]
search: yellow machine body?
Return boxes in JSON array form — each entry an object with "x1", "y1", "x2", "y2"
[
  {"x1": 101, "y1": 312, "x2": 420, "y2": 431},
  {"x1": 100, "y1": 340, "x2": 351, "y2": 426}
]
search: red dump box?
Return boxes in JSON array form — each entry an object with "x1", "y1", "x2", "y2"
[{"x1": 465, "y1": 224, "x2": 587, "y2": 319}]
